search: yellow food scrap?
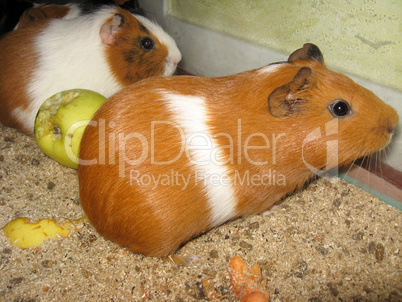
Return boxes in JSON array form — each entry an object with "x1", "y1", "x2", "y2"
[{"x1": 2, "y1": 217, "x2": 86, "y2": 249}]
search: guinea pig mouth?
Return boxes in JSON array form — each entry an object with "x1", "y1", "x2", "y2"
[{"x1": 163, "y1": 60, "x2": 179, "y2": 76}]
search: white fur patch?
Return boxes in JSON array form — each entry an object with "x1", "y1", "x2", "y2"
[
  {"x1": 256, "y1": 63, "x2": 285, "y2": 74},
  {"x1": 164, "y1": 93, "x2": 237, "y2": 227},
  {"x1": 64, "y1": 4, "x2": 82, "y2": 19}
]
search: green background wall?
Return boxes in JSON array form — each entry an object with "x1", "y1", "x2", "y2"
[{"x1": 169, "y1": 0, "x2": 401, "y2": 91}]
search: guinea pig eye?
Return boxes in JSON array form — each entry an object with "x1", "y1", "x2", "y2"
[
  {"x1": 329, "y1": 100, "x2": 351, "y2": 117},
  {"x1": 140, "y1": 37, "x2": 155, "y2": 50}
]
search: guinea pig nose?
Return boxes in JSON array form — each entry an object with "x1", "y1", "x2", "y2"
[
  {"x1": 387, "y1": 125, "x2": 395, "y2": 134},
  {"x1": 382, "y1": 120, "x2": 396, "y2": 134},
  {"x1": 377, "y1": 121, "x2": 395, "y2": 136}
]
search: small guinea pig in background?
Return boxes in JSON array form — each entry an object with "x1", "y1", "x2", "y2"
[
  {"x1": 78, "y1": 43, "x2": 399, "y2": 257},
  {"x1": 0, "y1": 4, "x2": 182, "y2": 134}
]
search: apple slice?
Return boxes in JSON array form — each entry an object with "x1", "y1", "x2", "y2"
[
  {"x1": 34, "y1": 89, "x2": 106, "y2": 168},
  {"x1": 2, "y1": 217, "x2": 87, "y2": 249}
]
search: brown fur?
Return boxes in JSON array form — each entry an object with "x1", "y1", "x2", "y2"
[
  {"x1": 0, "y1": 22, "x2": 44, "y2": 134},
  {"x1": 78, "y1": 44, "x2": 398, "y2": 257}
]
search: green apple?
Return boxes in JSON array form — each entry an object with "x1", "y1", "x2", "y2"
[{"x1": 34, "y1": 89, "x2": 106, "y2": 169}]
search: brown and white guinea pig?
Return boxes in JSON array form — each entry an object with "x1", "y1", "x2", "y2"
[
  {"x1": 0, "y1": 4, "x2": 181, "y2": 135},
  {"x1": 78, "y1": 43, "x2": 399, "y2": 257}
]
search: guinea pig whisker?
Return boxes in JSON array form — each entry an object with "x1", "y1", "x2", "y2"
[
  {"x1": 355, "y1": 160, "x2": 367, "y2": 182},
  {"x1": 368, "y1": 151, "x2": 383, "y2": 180},
  {"x1": 366, "y1": 154, "x2": 373, "y2": 174},
  {"x1": 376, "y1": 152, "x2": 381, "y2": 175},
  {"x1": 343, "y1": 158, "x2": 358, "y2": 179},
  {"x1": 377, "y1": 148, "x2": 390, "y2": 180}
]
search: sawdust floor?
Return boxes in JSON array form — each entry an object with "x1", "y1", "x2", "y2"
[{"x1": 0, "y1": 124, "x2": 401, "y2": 302}]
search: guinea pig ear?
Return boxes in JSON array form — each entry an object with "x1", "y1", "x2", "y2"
[
  {"x1": 288, "y1": 43, "x2": 324, "y2": 64},
  {"x1": 20, "y1": 6, "x2": 47, "y2": 23},
  {"x1": 100, "y1": 13, "x2": 125, "y2": 45},
  {"x1": 268, "y1": 67, "x2": 316, "y2": 117}
]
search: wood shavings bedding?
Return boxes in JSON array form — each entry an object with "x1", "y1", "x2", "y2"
[{"x1": 0, "y1": 125, "x2": 401, "y2": 301}]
